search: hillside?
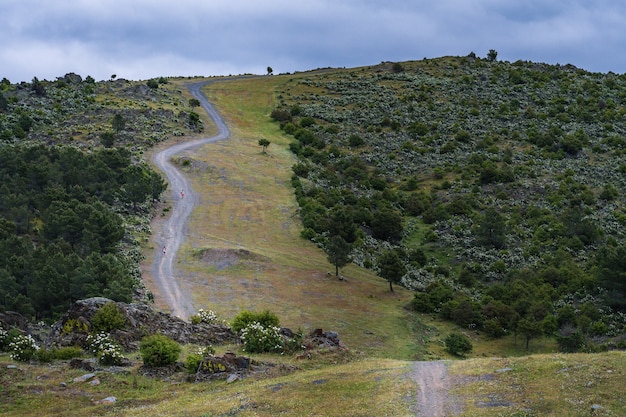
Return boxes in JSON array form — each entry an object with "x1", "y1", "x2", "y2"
[
  {"x1": 0, "y1": 58, "x2": 625, "y2": 416},
  {"x1": 264, "y1": 57, "x2": 626, "y2": 352}
]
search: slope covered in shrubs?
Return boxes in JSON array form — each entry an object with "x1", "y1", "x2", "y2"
[{"x1": 270, "y1": 56, "x2": 626, "y2": 352}]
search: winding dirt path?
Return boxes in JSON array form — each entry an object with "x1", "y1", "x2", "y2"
[
  {"x1": 151, "y1": 80, "x2": 229, "y2": 319},
  {"x1": 410, "y1": 361, "x2": 461, "y2": 416}
]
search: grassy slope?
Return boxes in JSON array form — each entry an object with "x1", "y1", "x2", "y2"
[
  {"x1": 2, "y1": 67, "x2": 625, "y2": 417},
  {"x1": 155, "y1": 75, "x2": 421, "y2": 360}
]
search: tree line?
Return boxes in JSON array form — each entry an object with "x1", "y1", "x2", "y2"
[{"x1": 0, "y1": 144, "x2": 166, "y2": 320}]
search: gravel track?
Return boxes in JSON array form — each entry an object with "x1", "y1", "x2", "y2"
[
  {"x1": 410, "y1": 361, "x2": 461, "y2": 416},
  {"x1": 151, "y1": 80, "x2": 229, "y2": 319}
]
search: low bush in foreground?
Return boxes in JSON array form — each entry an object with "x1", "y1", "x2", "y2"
[{"x1": 140, "y1": 334, "x2": 181, "y2": 367}]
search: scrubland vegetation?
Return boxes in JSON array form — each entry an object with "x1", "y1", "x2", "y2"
[{"x1": 1, "y1": 56, "x2": 625, "y2": 416}]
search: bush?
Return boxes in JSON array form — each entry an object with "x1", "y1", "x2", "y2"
[
  {"x1": 240, "y1": 322, "x2": 284, "y2": 353},
  {"x1": 0, "y1": 326, "x2": 8, "y2": 351},
  {"x1": 184, "y1": 345, "x2": 215, "y2": 373},
  {"x1": 8, "y1": 334, "x2": 40, "y2": 362},
  {"x1": 139, "y1": 334, "x2": 181, "y2": 367},
  {"x1": 444, "y1": 332, "x2": 473, "y2": 357},
  {"x1": 231, "y1": 310, "x2": 280, "y2": 333},
  {"x1": 189, "y1": 308, "x2": 220, "y2": 325},
  {"x1": 87, "y1": 332, "x2": 125, "y2": 366},
  {"x1": 91, "y1": 302, "x2": 127, "y2": 333}
]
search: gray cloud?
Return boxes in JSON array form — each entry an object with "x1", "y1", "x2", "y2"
[{"x1": 1, "y1": 0, "x2": 625, "y2": 83}]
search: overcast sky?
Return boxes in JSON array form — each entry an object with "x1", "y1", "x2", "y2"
[{"x1": 2, "y1": 0, "x2": 625, "y2": 83}]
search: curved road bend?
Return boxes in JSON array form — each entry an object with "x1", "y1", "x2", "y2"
[{"x1": 152, "y1": 81, "x2": 230, "y2": 319}]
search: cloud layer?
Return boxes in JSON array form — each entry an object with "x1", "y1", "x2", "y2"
[{"x1": 2, "y1": 0, "x2": 625, "y2": 82}]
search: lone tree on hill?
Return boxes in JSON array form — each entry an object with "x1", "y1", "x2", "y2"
[
  {"x1": 267, "y1": 66, "x2": 273, "y2": 75},
  {"x1": 487, "y1": 49, "x2": 498, "y2": 62},
  {"x1": 377, "y1": 249, "x2": 406, "y2": 292},
  {"x1": 258, "y1": 138, "x2": 271, "y2": 153},
  {"x1": 325, "y1": 235, "x2": 352, "y2": 279}
]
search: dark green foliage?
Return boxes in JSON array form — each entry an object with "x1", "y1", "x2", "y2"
[
  {"x1": 231, "y1": 310, "x2": 280, "y2": 333},
  {"x1": 268, "y1": 57, "x2": 626, "y2": 344},
  {"x1": 100, "y1": 131, "x2": 115, "y2": 148},
  {"x1": 474, "y1": 208, "x2": 506, "y2": 249},
  {"x1": 270, "y1": 108, "x2": 292, "y2": 123},
  {"x1": 258, "y1": 138, "x2": 271, "y2": 152},
  {"x1": 326, "y1": 235, "x2": 352, "y2": 277},
  {"x1": 188, "y1": 111, "x2": 201, "y2": 130},
  {"x1": 517, "y1": 316, "x2": 544, "y2": 350},
  {"x1": 146, "y1": 79, "x2": 159, "y2": 89},
  {"x1": 444, "y1": 332, "x2": 473, "y2": 356},
  {"x1": 111, "y1": 113, "x2": 125, "y2": 133},
  {"x1": 0, "y1": 145, "x2": 165, "y2": 319},
  {"x1": 377, "y1": 249, "x2": 406, "y2": 292},
  {"x1": 370, "y1": 208, "x2": 403, "y2": 241},
  {"x1": 139, "y1": 334, "x2": 181, "y2": 367},
  {"x1": 91, "y1": 302, "x2": 127, "y2": 332},
  {"x1": 595, "y1": 245, "x2": 626, "y2": 312}
]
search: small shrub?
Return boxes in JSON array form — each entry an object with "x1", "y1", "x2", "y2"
[
  {"x1": 86, "y1": 332, "x2": 125, "y2": 366},
  {"x1": 52, "y1": 346, "x2": 84, "y2": 360},
  {"x1": 184, "y1": 345, "x2": 215, "y2": 373},
  {"x1": 62, "y1": 319, "x2": 89, "y2": 335},
  {"x1": 231, "y1": 310, "x2": 280, "y2": 333},
  {"x1": 444, "y1": 332, "x2": 473, "y2": 357},
  {"x1": 91, "y1": 302, "x2": 127, "y2": 333},
  {"x1": 240, "y1": 322, "x2": 284, "y2": 353},
  {"x1": 139, "y1": 334, "x2": 181, "y2": 367},
  {"x1": 190, "y1": 308, "x2": 220, "y2": 325}
]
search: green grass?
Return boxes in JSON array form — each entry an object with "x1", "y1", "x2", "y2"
[{"x1": 142, "y1": 75, "x2": 422, "y2": 360}]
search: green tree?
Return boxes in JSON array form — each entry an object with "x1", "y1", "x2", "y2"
[
  {"x1": 188, "y1": 98, "x2": 200, "y2": 109},
  {"x1": 325, "y1": 235, "x2": 351, "y2": 278},
  {"x1": 474, "y1": 208, "x2": 506, "y2": 249},
  {"x1": 517, "y1": 316, "x2": 543, "y2": 350},
  {"x1": 267, "y1": 66, "x2": 273, "y2": 75},
  {"x1": 258, "y1": 138, "x2": 271, "y2": 153},
  {"x1": 111, "y1": 113, "x2": 126, "y2": 134},
  {"x1": 487, "y1": 49, "x2": 498, "y2": 62},
  {"x1": 595, "y1": 245, "x2": 626, "y2": 312},
  {"x1": 100, "y1": 131, "x2": 115, "y2": 148},
  {"x1": 377, "y1": 250, "x2": 406, "y2": 292},
  {"x1": 370, "y1": 208, "x2": 403, "y2": 241}
]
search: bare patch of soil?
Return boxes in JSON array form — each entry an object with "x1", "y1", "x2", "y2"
[{"x1": 194, "y1": 248, "x2": 270, "y2": 270}]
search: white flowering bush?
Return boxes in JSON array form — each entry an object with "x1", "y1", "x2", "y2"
[
  {"x1": 240, "y1": 322, "x2": 284, "y2": 354},
  {"x1": 9, "y1": 334, "x2": 40, "y2": 362},
  {"x1": 190, "y1": 308, "x2": 220, "y2": 325},
  {"x1": 0, "y1": 326, "x2": 7, "y2": 351},
  {"x1": 86, "y1": 332, "x2": 125, "y2": 366}
]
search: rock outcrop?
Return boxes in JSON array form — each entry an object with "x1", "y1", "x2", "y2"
[{"x1": 48, "y1": 297, "x2": 236, "y2": 350}]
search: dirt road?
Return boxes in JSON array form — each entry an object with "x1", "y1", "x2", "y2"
[
  {"x1": 151, "y1": 81, "x2": 229, "y2": 319},
  {"x1": 410, "y1": 361, "x2": 460, "y2": 416}
]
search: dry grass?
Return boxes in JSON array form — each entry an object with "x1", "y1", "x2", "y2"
[
  {"x1": 141, "y1": 75, "x2": 419, "y2": 360},
  {"x1": 448, "y1": 350, "x2": 626, "y2": 416}
]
